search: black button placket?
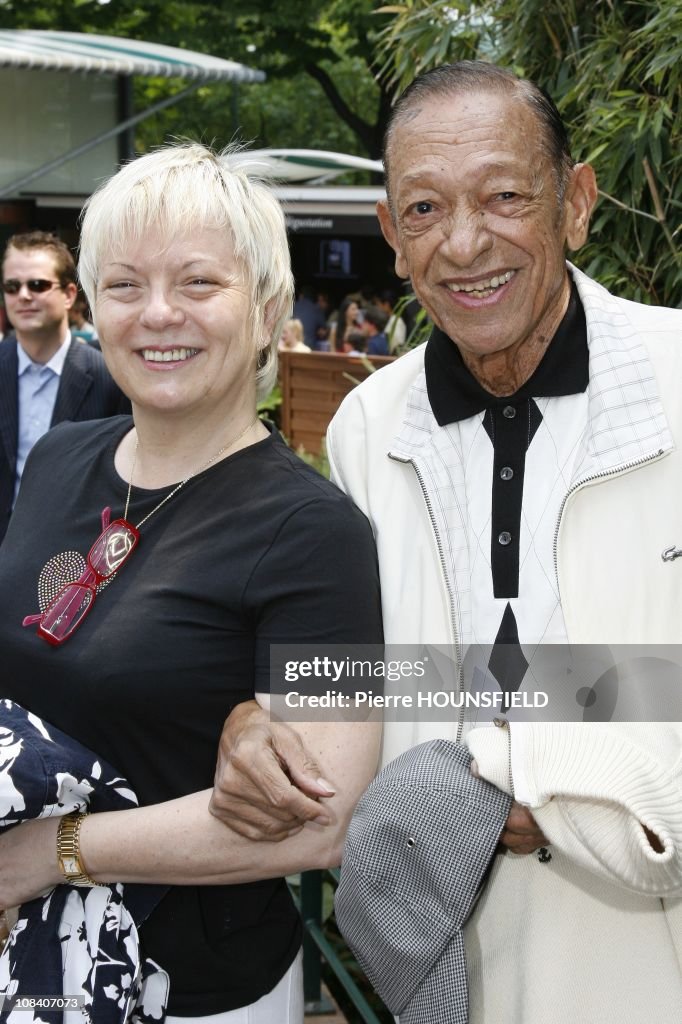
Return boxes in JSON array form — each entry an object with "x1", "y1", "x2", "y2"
[{"x1": 489, "y1": 401, "x2": 527, "y2": 598}]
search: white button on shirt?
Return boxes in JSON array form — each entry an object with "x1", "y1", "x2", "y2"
[{"x1": 14, "y1": 334, "x2": 71, "y2": 504}]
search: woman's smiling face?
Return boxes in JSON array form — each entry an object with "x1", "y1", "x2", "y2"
[{"x1": 95, "y1": 226, "x2": 260, "y2": 420}]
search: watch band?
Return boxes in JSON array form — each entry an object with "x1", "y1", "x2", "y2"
[{"x1": 56, "y1": 812, "x2": 101, "y2": 887}]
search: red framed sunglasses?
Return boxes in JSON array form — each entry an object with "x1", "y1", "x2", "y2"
[{"x1": 23, "y1": 508, "x2": 139, "y2": 646}]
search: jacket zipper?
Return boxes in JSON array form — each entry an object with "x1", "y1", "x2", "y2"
[
  {"x1": 552, "y1": 449, "x2": 667, "y2": 590},
  {"x1": 389, "y1": 452, "x2": 465, "y2": 740}
]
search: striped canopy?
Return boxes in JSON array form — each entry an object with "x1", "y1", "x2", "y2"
[
  {"x1": 0, "y1": 29, "x2": 265, "y2": 82},
  {"x1": 247, "y1": 149, "x2": 383, "y2": 182}
]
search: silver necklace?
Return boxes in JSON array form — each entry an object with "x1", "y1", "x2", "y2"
[{"x1": 123, "y1": 416, "x2": 258, "y2": 528}]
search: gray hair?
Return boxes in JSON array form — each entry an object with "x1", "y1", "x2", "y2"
[
  {"x1": 78, "y1": 142, "x2": 293, "y2": 400},
  {"x1": 383, "y1": 61, "x2": 574, "y2": 211}
]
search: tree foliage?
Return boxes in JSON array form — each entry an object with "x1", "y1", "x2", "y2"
[{"x1": 375, "y1": 0, "x2": 682, "y2": 306}]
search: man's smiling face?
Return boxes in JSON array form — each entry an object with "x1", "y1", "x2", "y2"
[{"x1": 378, "y1": 87, "x2": 595, "y2": 375}]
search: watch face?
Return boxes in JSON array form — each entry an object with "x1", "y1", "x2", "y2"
[{"x1": 63, "y1": 856, "x2": 79, "y2": 875}]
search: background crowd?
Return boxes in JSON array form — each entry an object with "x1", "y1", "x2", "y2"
[{"x1": 288, "y1": 284, "x2": 412, "y2": 355}]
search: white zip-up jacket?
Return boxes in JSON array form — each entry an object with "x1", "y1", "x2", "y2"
[{"x1": 328, "y1": 266, "x2": 682, "y2": 1023}]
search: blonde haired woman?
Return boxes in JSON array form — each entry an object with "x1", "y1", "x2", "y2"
[{"x1": 0, "y1": 144, "x2": 382, "y2": 1023}]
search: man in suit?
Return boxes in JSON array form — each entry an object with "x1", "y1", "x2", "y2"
[{"x1": 0, "y1": 231, "x2": 128, "y2": 543}]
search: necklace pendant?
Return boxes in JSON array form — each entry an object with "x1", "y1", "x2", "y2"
[{"x1": 90, "y1": 517, "x2": 139, "y2": 575}]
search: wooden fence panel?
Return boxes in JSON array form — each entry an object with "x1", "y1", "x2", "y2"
[{"x1": 279, "y1": 351, "x2": 394, "y2": 455}]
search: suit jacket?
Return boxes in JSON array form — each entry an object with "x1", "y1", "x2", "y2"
[{"x1": 0, "y1": 336, "x2": 129, "y2": 544}]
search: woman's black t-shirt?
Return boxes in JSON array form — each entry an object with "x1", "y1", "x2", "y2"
[{"x1": 0, "y1": 416, "x2": 383, "y2": 1015}]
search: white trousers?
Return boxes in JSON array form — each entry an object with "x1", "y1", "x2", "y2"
[{"x1": 164, "y1": 951, "x2": 304, "y2": 1024}]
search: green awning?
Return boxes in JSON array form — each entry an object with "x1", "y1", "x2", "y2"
[{"x1": 0, "y1": 29, "x2": 265, "y2": 82}]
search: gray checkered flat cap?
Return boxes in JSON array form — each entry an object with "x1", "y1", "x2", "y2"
[{"x1": 335, "y1": 739, "x2": 512, "y2": 1024}]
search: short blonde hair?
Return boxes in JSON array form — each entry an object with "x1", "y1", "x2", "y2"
[{"x1": 78, "y1": 142, "x2": 293, "y2": 399}]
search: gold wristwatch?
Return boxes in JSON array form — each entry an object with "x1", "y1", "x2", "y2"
[{"x1": 56, "y1": 812, "x2": 100, "y2": 886}]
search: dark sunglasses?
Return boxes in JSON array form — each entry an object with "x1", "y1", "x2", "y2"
[
  {"x1": 23, "y1": 510, "x2": 139, "y2": 646},
  {"x1": 2, "y1": 278, "x2": 64, "y2": 295}
]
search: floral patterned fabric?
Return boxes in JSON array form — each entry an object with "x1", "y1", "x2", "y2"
[{"x1": 0, "y1": 700, "x2": 169, "y2": 1023}]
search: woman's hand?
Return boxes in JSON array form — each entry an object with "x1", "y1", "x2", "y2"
[{"x1": 0, "y1": 817, "x2": 61, "y2": 908}]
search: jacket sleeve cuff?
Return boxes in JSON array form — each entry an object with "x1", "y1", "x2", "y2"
[{"x1": 509, "y1": 724, "x2": 682, "y2": 895}]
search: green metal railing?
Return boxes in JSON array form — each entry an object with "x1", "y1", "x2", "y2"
[{"x1": 289, "y1": 869, "x2": 392, "y2": 1023}]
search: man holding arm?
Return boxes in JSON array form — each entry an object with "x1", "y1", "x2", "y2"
[{"x1": 212, "y1": 61, "x2": 682, "y2": 1022}]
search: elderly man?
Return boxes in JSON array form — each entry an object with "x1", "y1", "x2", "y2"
[
  {"x1": 0, "y1": 231, "x2": 128, "y2": 542},
  {"x1": 212, "y1": 62, "x2": 682, "y2": 1022}
]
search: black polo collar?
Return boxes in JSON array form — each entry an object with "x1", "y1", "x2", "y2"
[{"x1": 424, "y1": 280, "x2": 588, "y2": 426}]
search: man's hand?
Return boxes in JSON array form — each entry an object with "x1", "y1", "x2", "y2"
[
  {"x1": 470, "y1": 755, "x2": 548, "y2": 856},
  {"x1": 209, "y1": 701, "x2": 336, "y2": 841},
  {"x1": 500, "y1": 801, "x2": 549, "y2": 855}
]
